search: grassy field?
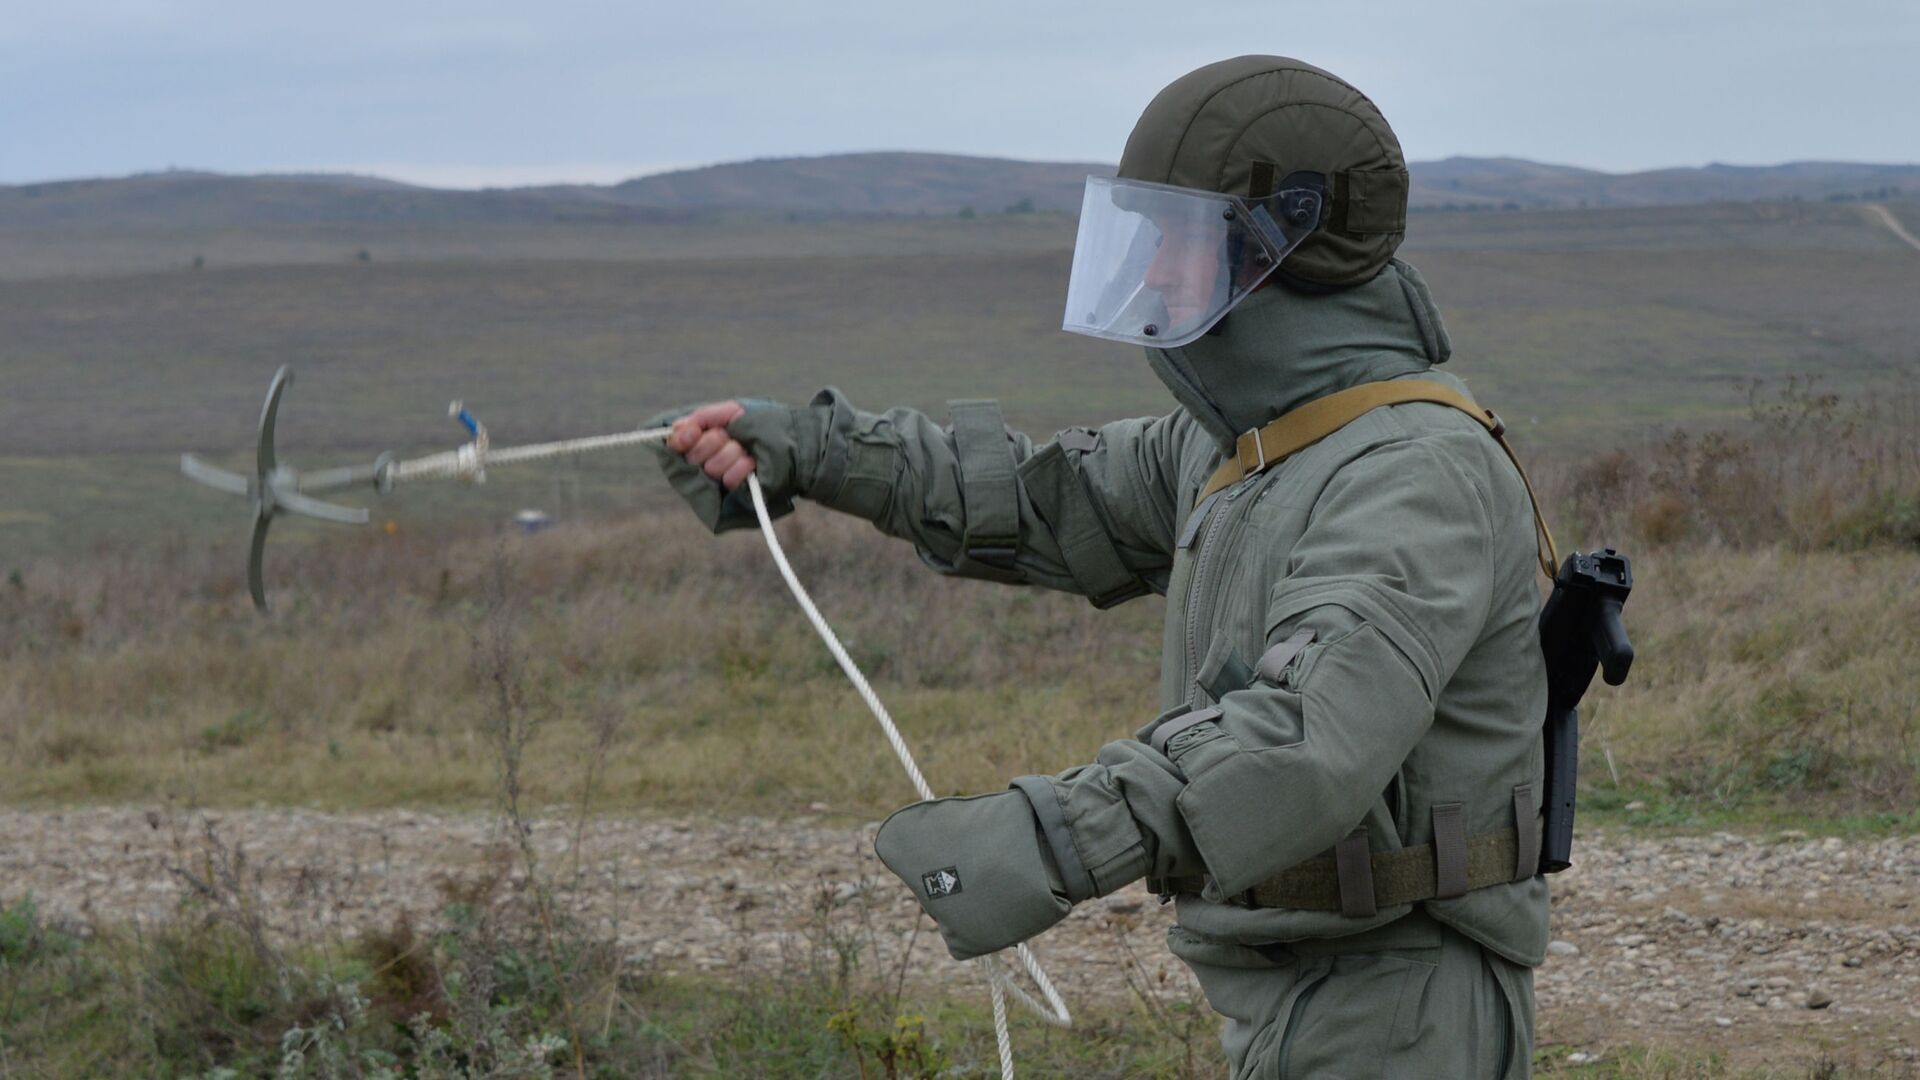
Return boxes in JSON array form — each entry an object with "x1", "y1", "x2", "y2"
[
  {"x1": 6, "y1": 889, "x2": 1907, "y2": 1079},
  {"x1": 3, "y1": 197, "x2": 1919, "y2": 1077},
  {"x1": 4, "y1": 442, "x2": 1917, "y2": 828},
  {"x1": 3, "y1": 198, "x2": 1917, "y2": 562},
  {"x1": 0, "y1": 213, "x2": 1085, "y2": 282},
  {"x1": 2, "y1": 196, "x2": 1918, "y2": 820}
]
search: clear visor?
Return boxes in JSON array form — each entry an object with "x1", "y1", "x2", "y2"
[{"x1": 1061, "y1": 175, "x2": 1321, "y2": 348}]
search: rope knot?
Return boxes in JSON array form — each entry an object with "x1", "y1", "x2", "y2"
[{"x1": 454, "y1": 430, "x2": 490, "y2": 483}]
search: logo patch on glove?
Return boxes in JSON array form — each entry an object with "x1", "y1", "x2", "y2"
[{"x1": 922, "y1": 866, "x2": 963, "y2": 899}]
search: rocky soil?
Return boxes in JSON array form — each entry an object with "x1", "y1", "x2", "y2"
[{"x1": 4, "y1": 806, "x2": 1916, "y2": 1069}]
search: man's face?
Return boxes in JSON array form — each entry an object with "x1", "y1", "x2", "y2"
[
  {"x1": 1061, "y1": 176, "x2": 1280, "y2": 348},
  {"x1": 1142, "y1": 217, "x2": 1224, "y2": 334}
]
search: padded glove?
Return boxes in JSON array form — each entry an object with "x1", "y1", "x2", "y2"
[
  {"x1": 873, "y1": 789, "x2": 1072, "y2": 961},
  {"x1": 645, "y1": 399, "x2": 819, "y2": 533}
]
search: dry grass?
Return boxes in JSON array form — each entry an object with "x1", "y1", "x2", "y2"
[
  {"x1": 1543, "y1": 376, "x2": 1920, "y2": 552},
  {"x1": 6, "y1": 202, "x2": 1917, "y2": 1077},
  {"x1": 0, "y1": 582, "x2": 1229, "y2": 1078},
  {"x1": 4, "y1": 403, "x2": 1918, "y2": 1076},
  {"x1": 3, "y1": 379, "x2": 1918, "y2": 821},
  {"x1": 0, "y1": 507, "x2": 1158, "y2": 815},
  {"x1": 1518, "y1": 380, "x2": 1920, "y2": 821},
  {"x1": 1571, "y1": 543, "x2": 1920, "y2": 817},
  {"x1": 3, "y1": 488, "x2": 1916, "y2": 824}
]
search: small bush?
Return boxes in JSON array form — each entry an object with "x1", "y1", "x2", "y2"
[
  {"x1": 1760, "y1": 744, "x2": 1844, "y2": 792},
  {"x1": 1631, "y1": 492, "x2": 1693, "y2": 546},
  {"x1": 199, "y1": 711, "x2": 267, "y2": 751},
  {"x1": 828, "y1": 1008, "x2": 949, "y2": 1079},
  {"x1": 1828, "y1": 492, "x2": 1920, "y2": 549},
  {"x1": 0, "y1": 895, "x2": 69, "y2": 964},
  {"x1": 355, "y1": 913, "x2": 447, "y2": 1026}
]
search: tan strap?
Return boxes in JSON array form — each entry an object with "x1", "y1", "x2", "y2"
[
  {"x1": 1156, "y1": 819, "x2": 1541, "y2": 913},
  {"x1": 1196, "y1": 381, "x2": 1561, "y2": 578}
]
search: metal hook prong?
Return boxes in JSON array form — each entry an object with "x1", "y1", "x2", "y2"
[{"x1": 181, "y1": 365, "x2": 384, "y2": 611}]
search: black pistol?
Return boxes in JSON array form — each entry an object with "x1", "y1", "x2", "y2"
[{"x1": 1536, "y1": 548, "x2": 1634, "y2": 874}]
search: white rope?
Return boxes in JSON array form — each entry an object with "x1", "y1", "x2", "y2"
[
  {"x1": 386, "y1": 427, "x2": 676, "y2": 484},
  {"x1": 743, "y1": 473, "x2": 1072, "y2": 1079},
  {"x1": 390, "y1": 423, "x2": 1073, "y2": 1076}
]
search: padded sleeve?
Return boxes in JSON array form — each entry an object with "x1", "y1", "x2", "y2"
[{"x1": 798, "y1": 387, "x2": 1186, "y2": 605}]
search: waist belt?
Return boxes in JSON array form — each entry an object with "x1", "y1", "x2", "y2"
[{"x1": 1159, "y1": 800, "x2": 1542, "y2": 918}]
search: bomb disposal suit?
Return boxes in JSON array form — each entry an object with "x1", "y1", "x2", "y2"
[{"x1": 657, "y1": 56, "x2": 1551, "y2": 1078}]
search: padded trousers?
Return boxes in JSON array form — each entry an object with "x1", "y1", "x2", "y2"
[{"x1": 1167, "y1": 908, "x2": 1534, "y2": 1079}]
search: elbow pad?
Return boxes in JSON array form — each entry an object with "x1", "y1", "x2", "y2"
[{"x1": 1164, "y1": 617, "x2": 1431, "y2": 897}]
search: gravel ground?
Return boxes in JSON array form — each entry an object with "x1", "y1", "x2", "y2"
[{"x1": 4, "y1": 806, "x2": 1917, "y2": 1069}]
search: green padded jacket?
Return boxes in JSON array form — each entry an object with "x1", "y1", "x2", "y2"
[{"x1": 790, "y1": 259, "x2": 1551, "y2": 966}]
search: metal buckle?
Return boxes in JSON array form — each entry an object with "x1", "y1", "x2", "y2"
[{"x1": 1237, "y1": 428, "x2": 1266, "y2": 474}]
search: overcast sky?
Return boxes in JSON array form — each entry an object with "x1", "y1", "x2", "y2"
[{"x1": 3, "y1": 0, "x2": 1914, "y2": 188}]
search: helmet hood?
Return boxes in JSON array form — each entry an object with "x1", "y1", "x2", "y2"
[{"x1": 1117, "y1": 55, "x2": 1409, "y2": 288}]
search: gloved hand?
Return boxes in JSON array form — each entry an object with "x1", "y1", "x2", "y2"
[
  {"x1": 644, "y1": 398, "x2": 818, "y2": 533},
  {"x1": 873, "y1": 789, "x2": 1073, "y2": 961}
]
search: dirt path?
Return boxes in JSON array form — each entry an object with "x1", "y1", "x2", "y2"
[
  {"x1": 4, "y1": 807, "x2": 1917, "y2": 1068},
  {"x1": 1865, "y1": 203, "x2": 1920, "y2": 253}
]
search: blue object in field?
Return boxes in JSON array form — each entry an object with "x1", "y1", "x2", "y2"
[
  {"x1": 514, "y1": 509, "x2": 554, "y2": 534},
  {"x1": 451, "y1": 402, "x2": 482, "y2": 437}
]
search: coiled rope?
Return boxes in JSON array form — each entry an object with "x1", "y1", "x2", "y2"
[{"x1": 386, "y1": 425, "x2": 1072, "y2": 1078}]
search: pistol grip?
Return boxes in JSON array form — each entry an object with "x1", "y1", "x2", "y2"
[{"x1": 1592, "y1": 595, "x2": 1634, "y2": 686}]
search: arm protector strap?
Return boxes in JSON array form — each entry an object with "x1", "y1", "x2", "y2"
[{"x1": 1019, "y1": 432, "x2": 1152, "y2": 609}]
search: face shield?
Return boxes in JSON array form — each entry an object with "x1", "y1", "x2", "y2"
[{"x1": 1061, "y1": 175, "x2": 1325, "y2": 348}]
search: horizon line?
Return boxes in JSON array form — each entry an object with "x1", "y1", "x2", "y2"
[{"x1": 6, "y1": 151, "x2": 1920, "y2": 193}]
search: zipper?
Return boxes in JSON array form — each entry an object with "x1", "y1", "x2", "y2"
[
  {"x1": 1182, "y1": 476, "x2": 1256, "y2": 702},
  {"x1": 1275, "y1": 972, "x2": 1329, "y2": 1079}
]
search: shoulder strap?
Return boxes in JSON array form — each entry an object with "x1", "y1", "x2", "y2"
[{"x1": 1197, "y1": 381, "x2": 1560, "y2": 578}]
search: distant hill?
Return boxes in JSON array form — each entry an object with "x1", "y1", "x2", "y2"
[
  {"x1": 0, "y1": 155, "x2": 1105, "y2": 230},
  {"x1": 4, "y1": 154, "x2": 1916, "y2": 228},
  {"x1": 0, "y1": 170, "x2": 674, "y2": 229},
  {"x1": 1411, "y1": 156, "x2": 1920, "y2": 210},
  {"x1": 613, "y1": 152, "x2": 1109, "y2": 215}
]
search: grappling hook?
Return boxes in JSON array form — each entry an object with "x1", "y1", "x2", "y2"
[
  {"x1": 179, "y1": 365, "x2": 393, "y2": 610},
  {"x1": 181, "y1": 365, "x2": 666, "y2": 611}
]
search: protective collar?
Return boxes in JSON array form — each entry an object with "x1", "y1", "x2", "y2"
[{"x1": 1144, "y1": 258, "x2": 1453, "y2": 454}]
